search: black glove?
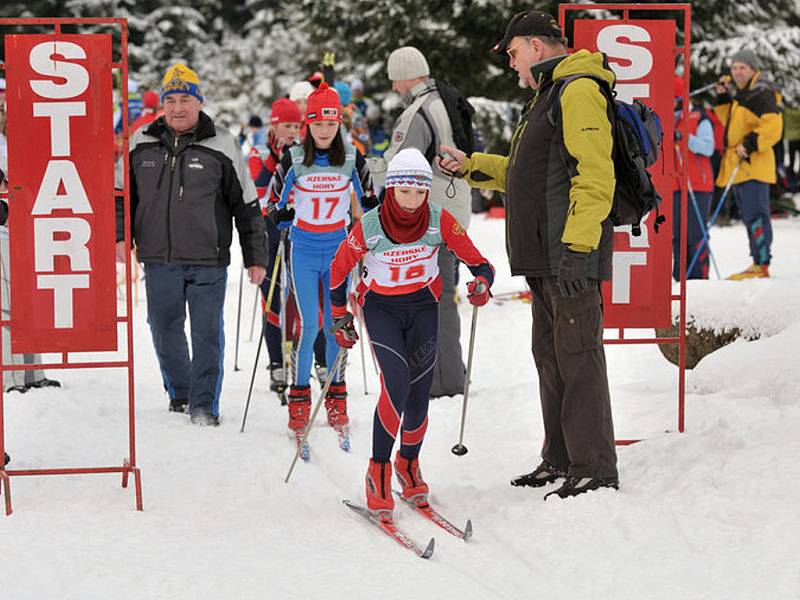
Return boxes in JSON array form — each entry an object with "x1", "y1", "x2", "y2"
[
  {"x1": 270, "y1": 205, "x2": 295, "y2": 225},
  {"x1": 557, "y1": 248, "x2": 591, "y2": 298}
]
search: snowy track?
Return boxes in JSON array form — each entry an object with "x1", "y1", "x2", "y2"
[{"x1": 3, "y1": 215, "x2": 800, "y2": 599}]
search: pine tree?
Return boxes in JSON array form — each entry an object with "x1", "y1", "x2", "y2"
[
  {"x1": 690, "y1": 0, "x2": 800, "y2": 104},
  {"x1": 283, "y1": 0, "x2": 556, "y2": 102}
]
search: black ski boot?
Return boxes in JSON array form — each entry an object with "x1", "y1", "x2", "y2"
[
  {"x1": 169, "y1": 398, "x2": 188, "y2": 413},
  {"x1": 28, "y1": 378, "x2": 61, "y2": 389},
  {"x1": 269, "y1": 363, "x2": 287, "y2": 393},
  {"x1": 544, "y1": 476, "x2": 619, "y2": 500},
  {"x1": 511, "y1": 460, "x2": 565, "y2": 488},
  {"x1": 190, "y1": 408, "x2": 220, "y2": 427},
  {"x1": 314, "y1": 362, "x2": 328, "y2": 384}
]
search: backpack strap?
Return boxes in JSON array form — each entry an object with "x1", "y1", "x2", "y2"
[
  {"x1": 416, "y1": 109, "x2": 437, "y2": 164},
  {"x1": 546, "y1": 74, "x2": 614, "y2": 128}
]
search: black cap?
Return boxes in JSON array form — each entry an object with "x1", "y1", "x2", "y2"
[
  {"x1": 491, "y1": 10, "x2": 563, "y2": 54},
  {"x1": 249, "y1": 115, "x2": 263, "y2": 128}
]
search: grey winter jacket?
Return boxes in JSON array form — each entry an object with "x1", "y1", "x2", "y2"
[
  {"x1": 116, "y1": 112, "x2": 268, "y2": 268},
  {"x1": 384, "y1": 79, "x2": 471, "y2": 229}
]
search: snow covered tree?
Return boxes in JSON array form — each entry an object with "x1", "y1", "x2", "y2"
[
  {"x1": 690, "y1": 0, "x2": 800, "y2": 104},
  {"x1": 283, "y1": 0, "x2": 558, "y2": 102}
]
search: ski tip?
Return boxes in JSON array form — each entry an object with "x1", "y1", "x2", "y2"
[
  {"x1": 463, "y1": 519, "x2": 473, "y2": 541},
  {"x1": 421, "y1": 537, "x2": 435, "y2": 559}
]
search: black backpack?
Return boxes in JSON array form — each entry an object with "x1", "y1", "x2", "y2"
[
  {"x1": 548, "y1": 74, "x2": 664, "y2": 236},
  {"x1": 418, "y1": 79, "x2": 476, "y2": 161}
]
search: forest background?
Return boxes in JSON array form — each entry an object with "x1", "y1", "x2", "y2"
[{"x1": 1, "y1": 0, "x2": 799, "y2": 152}]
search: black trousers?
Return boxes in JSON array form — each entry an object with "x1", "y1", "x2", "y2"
[
  {"x1": 363, "y1": 294, "x2": 438, "y2": 463},
  {"x1": 527, "y1": 277, "x2": 618, "y2": 479}
]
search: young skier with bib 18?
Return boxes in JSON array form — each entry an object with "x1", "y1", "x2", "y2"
[
  {"x1": 329, "y1": 148, "x2": 494, "y2": 521},
  {"x1": 268, "y1": 83, "x2": 378, "y2": 453}
]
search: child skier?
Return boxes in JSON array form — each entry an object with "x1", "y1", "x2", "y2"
[
  {"x1": 248, "y1": 98, "x2": 302, "y2": 396},
  {"x1": 329, "y1": 148, "x2": 494, "y2": 520},
  {"x1": 268, "y1": 83, "x2": 378, "y2": 449}
]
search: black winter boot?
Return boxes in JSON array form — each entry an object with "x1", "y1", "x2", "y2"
[
  {"x1": 511, "y1": 460, "x2": 565, "y2": 488},
  {"x1": 169, "y1": 398, "x2": 189, "y2": 413},
  {"x1": 544, "y1": 476, "x2": 619, "y2": 500}
]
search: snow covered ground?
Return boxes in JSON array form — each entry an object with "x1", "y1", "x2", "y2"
[{"x1": 3, "y1": 214, "x2": 799, "y2": 600}]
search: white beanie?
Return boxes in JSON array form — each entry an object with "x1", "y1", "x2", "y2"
[
  {"x1": 387, "y1": 46, "x2": 430, "y2": 81},
  {"x1": 289, "y1": 81, "x2": 314, "y2": 102},
  {"x1": 385, "y1": 148, "x2": 433, "y2": 190}
]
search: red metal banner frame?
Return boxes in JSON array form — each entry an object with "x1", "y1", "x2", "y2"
[
  {"x1": 0, "y1": 17, "x2": 141, "y2": 515},
  {"x1": 558, "y1": 3, "x2": 691, "y2": 440}
]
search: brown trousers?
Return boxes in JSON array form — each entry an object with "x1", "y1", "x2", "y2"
[{"x1": 527, "y1": 277, "x2": 618, "y2": 479}]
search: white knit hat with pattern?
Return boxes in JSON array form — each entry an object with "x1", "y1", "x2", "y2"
[
  {"x1": 385, "y1": 148, "x2": 433, "y2": 190},
  {"x1": 387, "y1": 46, "x2": 430, "y2": 81}
]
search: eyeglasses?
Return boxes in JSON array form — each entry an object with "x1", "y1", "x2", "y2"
[{"x1": 506, "y1": 38, "x2": 531, "y2": 60}]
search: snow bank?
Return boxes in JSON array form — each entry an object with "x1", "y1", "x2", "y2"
[{"x1": 689, "y1": 320, "x2": 800, "y2": 404}]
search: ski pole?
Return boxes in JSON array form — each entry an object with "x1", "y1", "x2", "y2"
[
  {"x1": 688, "y1": 160, "x2": 740, "y2": 275},
  {"x1": 350, "y1": 263, "x2": 369, "y2": 395},
  {"x1": 689, "y1": 82, "x2": 717, "y2": 98},
  {"x1": 285, "y1": 343, "x2": 349, "y2": 484},
  {"x1": 356, "y1": 306, "x2": 368, "y2": 394},
  {"x1": 247, "y1": 284, "x2": 260, "y2": 342},
  {"x1": 240, "y1": 236, "x2": 285, "y2": 433},
  {"x1": 675, "y1": 147, "x2": 720, "y2": 279},
  {"x1": 233, "y1": 262, "x2": 245, "y2": 371},
  {"x1": 687, "y1": 184, "x2": 721, "y2": 279},
  {"x1": 452, "y1": 293, "x2": 482, "y2": 457},
  {"x1": 278, "y1": 240, "x2": 290, "y2": 406}
]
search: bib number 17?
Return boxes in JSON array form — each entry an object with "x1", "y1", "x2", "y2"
[{"x1": 311, "y1": 196, "x2": 340, "y2": 220}]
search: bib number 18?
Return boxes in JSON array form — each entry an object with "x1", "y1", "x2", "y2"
[{"x1": 389, "y1": 264, "x2": 426, "y2": 282}]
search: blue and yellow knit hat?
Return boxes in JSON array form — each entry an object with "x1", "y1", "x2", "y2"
[{"x1": 161, "y1": 63, "x2": 204, "y2": 103}]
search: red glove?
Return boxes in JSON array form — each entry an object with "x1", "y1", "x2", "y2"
[
  {"x1": 332, "y1": 312, "x2": 359, "y2": 349},
  {"x1": 467, "y1": 277, "x2": 490, "y2": 307}
]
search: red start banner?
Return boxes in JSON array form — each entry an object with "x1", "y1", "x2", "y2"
[
  {"x1": 5, "y1": 34, "x2": 118, "y2": 353},
  {"x1": 573, "y1": 20, "x2": 676, "y2": 329}
]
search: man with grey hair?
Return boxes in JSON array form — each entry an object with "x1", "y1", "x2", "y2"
[
  {"x1": 383, "y1": 45, "x2": 472, "y2": 398},
  {"x1": 116, "y1": 63, "x2": 268, "y2": 426},
  {"x1": 439, "y1": 10, "x2": 619, "y2": 499}
]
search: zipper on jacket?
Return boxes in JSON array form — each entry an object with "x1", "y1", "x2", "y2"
[
  {"x1": 167, "y1": 152, "x2": 177, "y2": 262},
  {"x1": 177, "y1": 154, "x2": 185, "y2": 201},
  {"x1": 156, "y1": 151, "x2": 168, "y2": 188}
]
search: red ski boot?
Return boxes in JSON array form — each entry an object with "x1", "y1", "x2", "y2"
[
  {"x1": 287, "y1": 385, "x2": 311, "y2": 432},
  {"x1": 394, "y1": 452, "x2": 429, "y2": 507},
  {"x1": 366, "y1": 458, "x2": 394, "y2": 521},
  {"x1": 288, "y1": 385, "x2": 312, "y2": 461},
  {"x1": 324, "y1": 382, "x2": 349, "y2": 430}
]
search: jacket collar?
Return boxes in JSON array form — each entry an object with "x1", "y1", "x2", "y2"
[
  {"x1": 529, "y1": 54, "x2": 569, "y2": 90},
  {"x1": 402, "y1": 78, "x2": 437, "y2": 106}
]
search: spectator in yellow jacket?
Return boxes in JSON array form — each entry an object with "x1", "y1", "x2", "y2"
[{"x1": 713, "y1": 48, "x2": 783, "y2": 279}]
